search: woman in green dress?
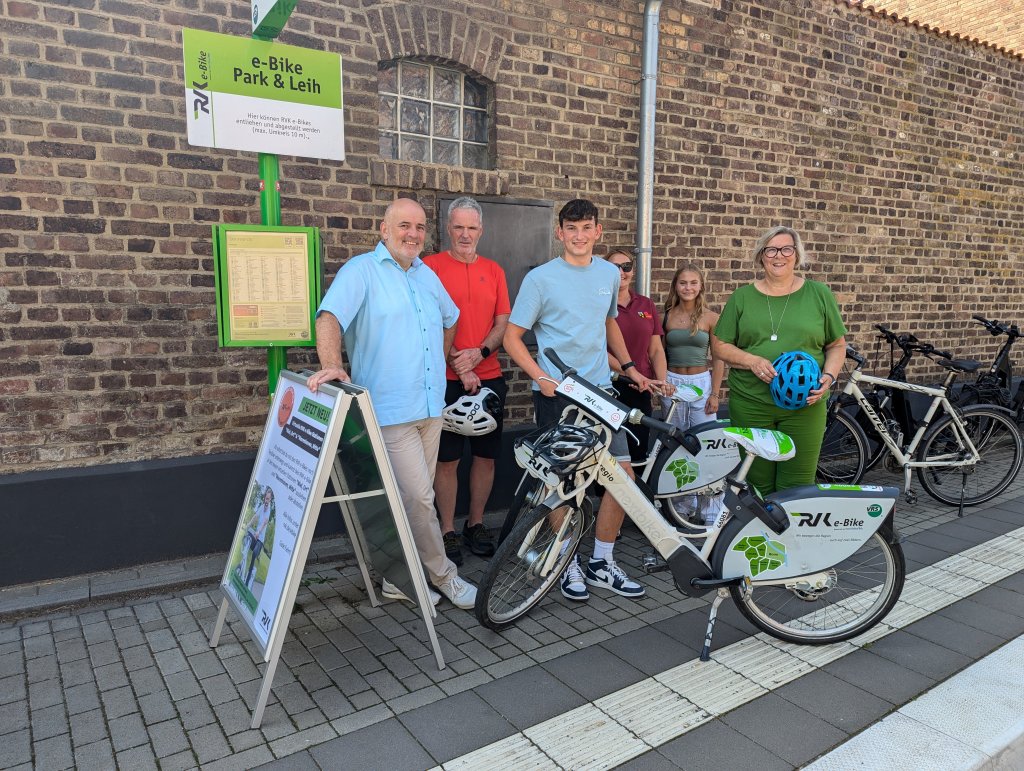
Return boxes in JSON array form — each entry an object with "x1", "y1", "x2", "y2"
[{"x1": 712, "y1": 226, "x2": 847, "y2": 495}]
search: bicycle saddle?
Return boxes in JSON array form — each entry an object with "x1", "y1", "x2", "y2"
[
  {"x1": 937, "y1": 358, "x2": 982, "y2": 373},
  {"x1": 723, "y1": 427, "x2": 796, "y2": 462}
]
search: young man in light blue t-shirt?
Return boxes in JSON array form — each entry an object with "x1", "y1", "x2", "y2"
[{"x1": 504, "y1": 199, "x2": 653, "y2": 602}]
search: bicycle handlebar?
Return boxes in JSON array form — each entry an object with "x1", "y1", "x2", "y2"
[
  {"x1": 628, "y1": 410, "x2": 702, "y2": 457},
  {"x1": 971, "y1": 314, "x2": 1018, "y2": 338},
  {"x1": 544, "y1": 347, "x2": 699, "y2": 452},
  {"x1": 545, "y1": 348, "x2": 575, "y2": 378},
  {"x1": 844, "y1": 344, "x2": 866, "y2": 366},
  {"x1": 874, "y1": 325, "x2": 951, "y2": 360}
]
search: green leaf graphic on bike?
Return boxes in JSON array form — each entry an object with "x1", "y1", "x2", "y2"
[
  {"x1": 733, "y1": 535, "x2": 787, "y2": 577},
  {"x1": 666, "y1": 458, "x2": 699, "y2": 488}
]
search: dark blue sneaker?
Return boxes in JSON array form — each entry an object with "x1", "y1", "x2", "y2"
[
  {"x1": 585, "y1": 558, "x2": 646, "y2": 598},
  {"x1": 560, "y1": 556, "x2": 589, "y2": 601}
]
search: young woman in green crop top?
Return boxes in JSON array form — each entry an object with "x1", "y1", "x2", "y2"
[{"x1": 662, "y1": 263, "x2": 726, "y2": 525}]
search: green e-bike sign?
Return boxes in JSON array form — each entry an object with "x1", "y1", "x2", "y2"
[{"x1": 183, "y1": 28, "x2": 344, "y2": 161}]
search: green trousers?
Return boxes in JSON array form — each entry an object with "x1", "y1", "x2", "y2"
[{"x1": 726, "y1": 396, "x2": 827, "y2": 496}]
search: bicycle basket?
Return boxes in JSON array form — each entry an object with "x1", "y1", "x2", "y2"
[{"x1": 513, "y1": 424, "x2": 603, "y2": 486}]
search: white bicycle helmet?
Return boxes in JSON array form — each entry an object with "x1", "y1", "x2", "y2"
[{"x1": 442, "y1": 387, "x2": 501, "y2": 436}]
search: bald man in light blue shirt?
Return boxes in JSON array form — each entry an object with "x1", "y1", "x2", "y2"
[{"x1": 308, "y1": 198, "x2": 478, "y2": 610}]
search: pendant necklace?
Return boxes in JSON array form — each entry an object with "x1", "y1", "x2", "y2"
[{"x1": 766, "y1": 279, "x2": 796, "y2": 342}]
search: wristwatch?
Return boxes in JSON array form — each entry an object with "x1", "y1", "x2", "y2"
[
  {"x1": 621, "y1": 361, "x2": 637, "y2": 371},
  {"x1": 480, "y1": 346, "x2": 491, "y2": 359}
]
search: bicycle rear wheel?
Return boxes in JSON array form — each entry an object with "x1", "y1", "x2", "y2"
[
  {"x1": 916, "y1": 406, "x2": 1024, "y2": 506},
  {"x1": 475, "y1": 499, "x2": 591, "y2": 630},
  {"x1": 728, "y1": 530, "x2": 904, "y2": 645},
  {"x1": 816, "y1": 408, "x2": 869, "y2": 485}
]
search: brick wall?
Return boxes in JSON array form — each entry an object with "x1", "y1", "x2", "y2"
[{"x1": 1, "y1": 0, "x2": 1023, "y2": 473}]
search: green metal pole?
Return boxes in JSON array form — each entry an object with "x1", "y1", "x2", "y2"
[{"x1": 259, "y1": 151, "x2": 286, "y2": 396}]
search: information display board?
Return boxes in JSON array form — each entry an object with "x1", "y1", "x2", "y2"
[
  {"x1": 183, "y1": 28, "x2": 344, "y2": 161},
  {"x1": 221, "y1": 370, "x2": 344, "y2": 655},
  {"x1": 212, "y1": 224, "x2": 321, "y2": 348},
  {"x1": 209, "y1": 370, "x2": 445, "y2": 728}
]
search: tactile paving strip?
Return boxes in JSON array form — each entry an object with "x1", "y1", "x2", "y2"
[{"x1": 443, "y1": 526, "x2": 1024, "y2": 770}]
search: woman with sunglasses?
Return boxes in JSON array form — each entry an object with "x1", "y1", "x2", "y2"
[
  {"x1": 605, "y1": 249, "x2": 672, "y2": 464},
  {"x1": 712, "y1": 226, "x2": 847, "y2": 495},
  {"x1": 662, "y1": 262, "x2": 725, "y2": 524}
]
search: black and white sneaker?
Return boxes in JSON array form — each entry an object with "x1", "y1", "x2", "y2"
[
  {"x1": 560, "y1": 556, "x2": 589, "y2": 601},
  {"x1": 585, "y1": 558, "x2": 646, "y2": 598}
]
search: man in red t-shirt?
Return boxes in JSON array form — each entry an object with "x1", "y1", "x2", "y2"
[{"x1": 423, "y1": 197, "x2": 511, "y2": 565}]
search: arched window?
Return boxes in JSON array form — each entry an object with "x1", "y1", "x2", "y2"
[{"x1": 378, "y1": 60, "x2": 491, "y2": 170}]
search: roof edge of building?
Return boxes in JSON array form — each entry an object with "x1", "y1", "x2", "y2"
[{"x1": 839, "y1": 0, "x2": 1023, "y2": 61}]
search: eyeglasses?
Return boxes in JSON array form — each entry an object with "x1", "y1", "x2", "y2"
[
  {"x1": 613, "y1": 261, "x2": 634, "y2": 272},
  {"x1": 761, "y1": 246, "x2": 796, "y2": 259}
]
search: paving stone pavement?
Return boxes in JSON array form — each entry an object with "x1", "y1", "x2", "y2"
[{"x1": 1, "y1": 465, "x2": 1023, "y2": 770}]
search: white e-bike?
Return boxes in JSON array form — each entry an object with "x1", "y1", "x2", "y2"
[{"x1": 475, "y1": 351, "x2": 906, "y2": 659}]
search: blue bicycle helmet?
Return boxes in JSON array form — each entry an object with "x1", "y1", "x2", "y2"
[{"x1": 770, "y1": 351, "x2": 821, "y2": 410}]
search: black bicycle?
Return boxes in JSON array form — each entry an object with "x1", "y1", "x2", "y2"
[
  {"x1": 957, "y1": 315, "x2": 1024, "y2": 423},
  {"x1": 817, "y1": 326, "x2": 952, "y2": 485}
]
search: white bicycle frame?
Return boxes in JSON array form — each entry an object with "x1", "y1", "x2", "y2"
[
  {"x1": 527, "y1": 415, "x2": 842, "y2": 595},
  {"x1": 841, "y1": 368, "x2": 981, "y2": 494}
]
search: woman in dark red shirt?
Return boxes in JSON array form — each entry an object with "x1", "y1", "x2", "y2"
[{"x1": 605, "y1": 249, "x2": 672, "y2": 464}]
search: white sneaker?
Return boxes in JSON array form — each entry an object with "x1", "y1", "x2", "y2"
[
  {"x1": 381, "y1": 578, "x2": 441, "y2": 606},
  {"x1": 436, "y1": 575, "x2": 477, "y2": 609},
  {"x1": 702, "y1": 500, "x2": 728, "y2": 528},
  {"x1": 585, "y1": 558, "x2": 646, "y2": 598},
  {"x1": 672, "y1": 495, "x2": 699, "y2": 516},
  {"x1": 560, "y1": 556, "x2": 589, "y2": 601}
]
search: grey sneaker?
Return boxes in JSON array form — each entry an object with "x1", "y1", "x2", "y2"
[
  {"x1": 436, "y1": 575, "x2": 477, "y2": 609},
  {"x1": 381, "y1": 578, "x2": 440, "y2": 606}
]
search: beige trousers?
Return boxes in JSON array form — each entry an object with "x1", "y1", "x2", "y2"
[{"x1": 380, "y1": 417, "x2": 458, "y2": 586}]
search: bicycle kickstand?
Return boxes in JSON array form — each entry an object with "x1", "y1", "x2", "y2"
[
  {"x1": 958, "y1": 472, "x2": 968, "y2": 518},
  {"x1": 700, "y1": 588, "x2": 730, "y2": 662}
]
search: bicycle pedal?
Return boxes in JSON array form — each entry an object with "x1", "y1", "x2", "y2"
[
  {"x1": 904, "y1": 491, "x2": 918, "y2": 505},
  {"x1": 641, "y1": 551, "x2": 668, "y2": 573}
]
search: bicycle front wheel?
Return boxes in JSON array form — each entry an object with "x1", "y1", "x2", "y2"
[
  {"x1": 729, "y1": 531, "x2": 905, "y2": 644},
  {"x1": 497, "y1": 473, "x2": 545, "y2": 545},
  {"x1": 475, "y1": 499, "x2": 591, "y2": 630},
  {"x1": 916, "y1": 406, "x2": 1024, "y2": 506},
  {"x1": 816, "y1": 408, "x2": 869, "y2": 485}
]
